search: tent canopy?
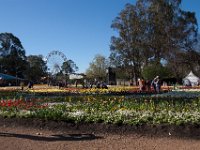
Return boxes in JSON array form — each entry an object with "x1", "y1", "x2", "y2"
[
  {"x1": 183, "y1": 71, "x2": 200, "y2": 86},
  {"x1": 0, "y1": 73, "x2": 23, "y2": 80},
  {"x1": 69, "y1": 73, "x2": 85, "y2": 80}
]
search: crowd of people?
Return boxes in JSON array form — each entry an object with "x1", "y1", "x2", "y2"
[
  {"x1": 138, "y1": 76, "x2": 161, "y2": 93},
  {"x1": 21, "y1": 77, "x2": 161, "y2": 93}
]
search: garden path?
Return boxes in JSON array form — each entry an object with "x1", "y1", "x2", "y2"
[{"x1": 0, "y1": 125, "x2": 200, "y2": 150}]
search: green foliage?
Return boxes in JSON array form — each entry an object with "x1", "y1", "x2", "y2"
[
  {"x1": 110, "y1": 0, "x2": 198, "y2": 81},
  {"x1": 1, "y1": 92, "x2": 200, "y2": 125},
  {"x1": 0, "y1": 33, "x2": 79, "y2": 83},
  {"x1": 61, "y1": 59, "x2": 78, "y2": 74},
  {"x1": 26, "y1": 55, "x2": 47, "y2": 83},
  {"x1": 142, "y1": 63, "x2": 172, "y2": 80},
  {"x1": 86, "y1": 54, "x2": 108, "y2": 81},
  {"x1": 0, "y1": 33, "x2": 28, "y2": 80}
]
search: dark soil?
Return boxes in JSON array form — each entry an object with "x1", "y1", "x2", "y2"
[
  {"x1": 1, "y1": 117, "x2": 200, "y2": 150},
  {"x1": 1, "y1": 117, "x2": 200, "y2": 139}
]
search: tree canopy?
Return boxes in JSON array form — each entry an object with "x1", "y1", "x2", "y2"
[
  {"x1": 61, "y1": 59, "x2": 78, "y2": 75},
  {"x1": 26, "y1": 55, "x2": 47, "y2": 83},
  {"x1": 0, "y1": 33, "x2": 27, "y2": 79},
  {"x1": 86, "y1": 54, "x2": 109, "y2": 81},
  {"x1": 110, "y1": 0, "x2": 199, "y2": 83},
  {"x1": 0, "y1": 33, "x2": 78, "y2": 85}
]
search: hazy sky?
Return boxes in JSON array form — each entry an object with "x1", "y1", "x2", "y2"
[{"x1": 0, "y1": 0, "x2": 199, "y2": 73}]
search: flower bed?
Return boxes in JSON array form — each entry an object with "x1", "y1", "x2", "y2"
[
  {"x1": 25, "y1": 86, "x2": 171, "y2": 97},
  {"x1": 0, "y1": 90, "x2": 200, "y2": 126}
]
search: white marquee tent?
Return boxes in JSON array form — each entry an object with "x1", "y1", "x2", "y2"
[
  {"x1": 69, "y1": 73, "x2": 85, "y2": 80},
  {"x1": 183, "y1": 71, "x2": 200, "y2": 86}
]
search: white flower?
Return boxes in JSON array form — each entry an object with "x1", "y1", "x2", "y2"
[{"x1": 69, "y1": 110, "x2": 85, "y2": 117}]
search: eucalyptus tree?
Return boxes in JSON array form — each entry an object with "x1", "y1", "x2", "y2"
[
  {"x1": 138, "y1": 0, "x2": 198, "y2": 65},
  {"x1": 61, "y1": 59, "x2": 78, "y2": 75},
  {"x1": 0, "y1": 33, "x2": 28, "y2": 79},
  {"x1": 110, "y1": 4, "x2": 146, "y2": 83},
  {"x1": 140, "y1": 0, "x2": 198, "y2": 78},
  {"x1": 26, "y1": 55, "x2": 47, "y2": 83},
  {"x1": 110, "y1": 0, "x2": 198, "y2": 82},
  {"x1": 86, "y1": 54, "x2": 109, "y2": 81}
]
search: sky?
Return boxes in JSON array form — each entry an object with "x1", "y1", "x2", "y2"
[{"x1": 0, "y1": 0, "x2": 199, "y2": 73}]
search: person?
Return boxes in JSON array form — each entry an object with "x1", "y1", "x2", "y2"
[
  {"x1": 145, "y1": 80, "x2": 151, "y2": 92},
  {"x1": 58, "y1": 81, "x2": 62, "y2": 89},
  {"x1": 20, "y1": 81, "x2": 24, "y2": 90},
  {"x1": 153, "y1": 76, "x2": 161, "y2": 93},
  {"x1": 28, "y1": 81, "x2": 33, "y2": 89},
  {"x1": 138, "y1": 78, "x2": 145, "y2": 92},
  {"x1": 102, "y1": 82, "x2": 108, "y2": 89},
  {"x1": 96, "y1": 81, "x2": 101, "y2": 88},
  {"x1": 151, "y1": 76, "x2": 158, "y2": 92}
]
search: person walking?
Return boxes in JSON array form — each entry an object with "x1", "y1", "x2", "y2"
[
  {"x1": 154, "y1": 76, "x2": 161, "y2": 93},
  {"x1": 151, "y1": 77, "x2": 156, "y2": 92}
]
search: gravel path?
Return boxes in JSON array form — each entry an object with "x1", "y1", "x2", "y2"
[{"x1": 0, "y1": 125, "x2": 200, "y2": 150}]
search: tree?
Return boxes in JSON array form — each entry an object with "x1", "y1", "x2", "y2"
[
  {"x1": 0, "y1": 32, "x2": 25, "y2": 57},
  {"x1": 137, "y1": 0, "x2": 197, "y2": 65},
  {"x1": 110, "y1": 4, "x2": 145, "y2": 84},
  {"x1": 141, "y1": 63, "x2": 172, "y2": 80},
  {"x1": 0, "y1": 33, "x2": 28, "y2": 79},
  {"x1": 26, "y1": 55, "x2": 47, "y2": 83},
  {"x1": 110, "y1": 0, "x2": 198, "y2": 83},
  {"x1": 61, "y1": 59, "x2": 78, "y2": 74},
  {"x1": 86, "y1": 54, "x2": 109, "y2": 81}
]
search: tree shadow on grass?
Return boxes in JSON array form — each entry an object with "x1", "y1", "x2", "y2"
[{"x1": 0, "y1": 132, "x2": 103, "y2": 142}]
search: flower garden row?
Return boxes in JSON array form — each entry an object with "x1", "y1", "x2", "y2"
[
  {"x1": 1, "y1": 85, "x2": 200, "y2": 97},
  {"x1": 1, "y1": 86, "x2": 171, "y2": 95},
  {"x1": 0, "y1": 86, "x2": 200, "y2": 125}
]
